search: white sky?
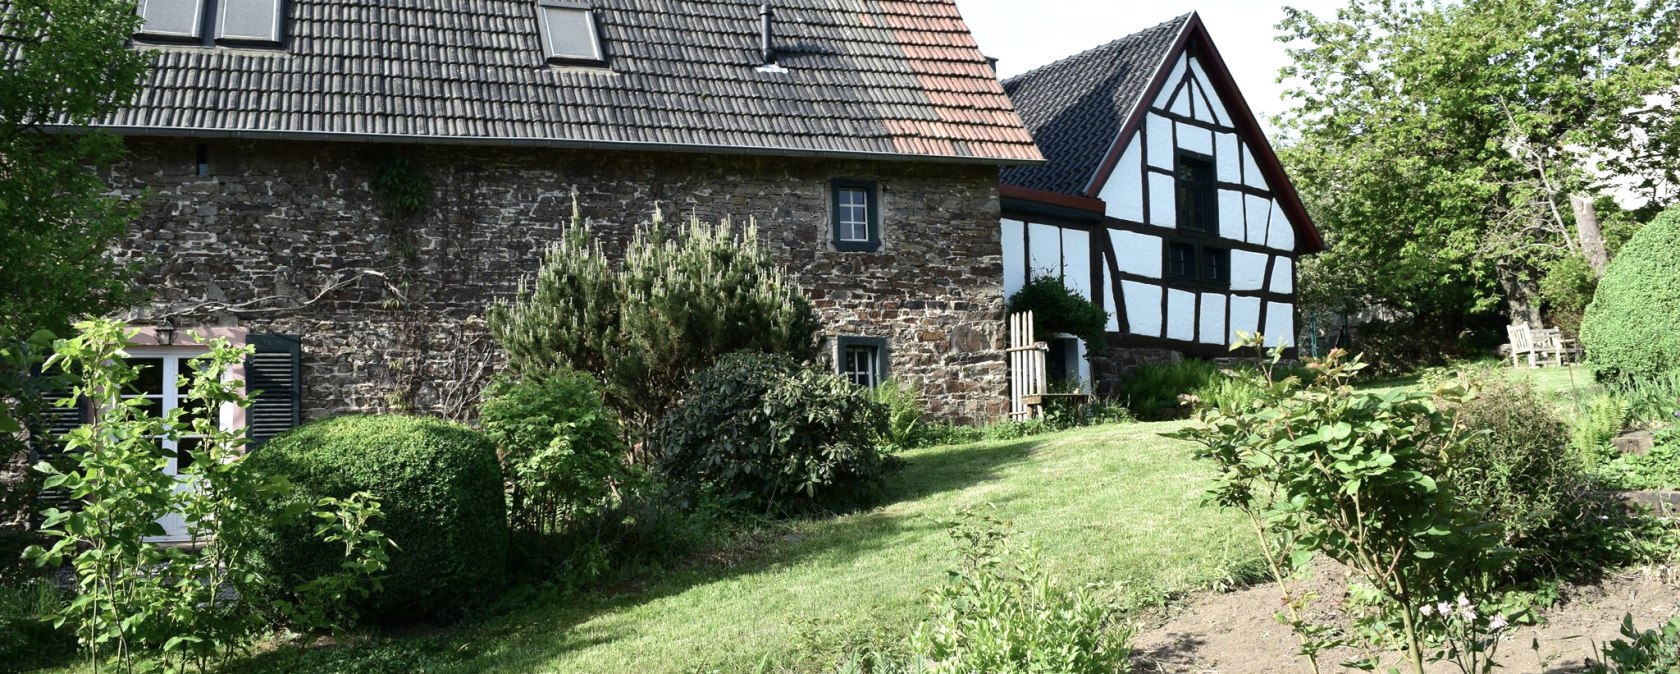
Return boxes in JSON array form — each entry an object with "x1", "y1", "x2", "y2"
[{"x1": 958, "y1": 0, "x2": 1349, "y2": 130}]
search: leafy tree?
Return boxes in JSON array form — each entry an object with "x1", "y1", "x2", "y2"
[
  {"x1": 1280, "y1": 0, "x2": 1680, "y2": 332},
  {"x1": 0, "y1": 0, "x2": 152, "y2": 338}
]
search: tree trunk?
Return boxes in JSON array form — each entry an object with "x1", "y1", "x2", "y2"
[
  {"x1": 1570, "y1": 194, "x2": 1610, "y2": 276},
  {"x1": 1497, "y1": 263, "x2": 1543, "y2": 327}
]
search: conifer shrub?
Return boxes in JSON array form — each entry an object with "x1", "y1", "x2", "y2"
[
  {"x1": 246, "y1": 415, "x2": 507, "y2": 621},
  {"x1": 489, "y1": 203, "x2": 819, "y2": 433},
  {"x1": 1581, "y1": 205, "x2": 1680, "y2": 383}
]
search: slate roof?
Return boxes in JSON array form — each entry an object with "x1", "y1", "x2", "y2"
[
  {"x1": 999, "y1": 15, "x2": 1189, "y2": 193},
  {"x1": 94, "y1": 0, "x2": 1042, "y2": 164}
]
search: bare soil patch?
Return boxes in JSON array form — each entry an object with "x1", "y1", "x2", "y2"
[{"x1": 1132, "y1": 563, "x2": 1680, "y2": 673}]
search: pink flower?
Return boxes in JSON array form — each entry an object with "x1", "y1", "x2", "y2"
[
  {"x1": 1489, "y1": 614, "x2": 1508, "y2": 630},
  {"x1": 1436, "y1": 601, "x2": 1452, "y2": 616},
  {"x1": 1420, "y1": 604, "x2": 1434, "y2": 616}
]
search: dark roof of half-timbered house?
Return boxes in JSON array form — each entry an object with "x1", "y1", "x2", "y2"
[{"x1": 87, "y1": 0, "x2": 1043, "y2": 165}]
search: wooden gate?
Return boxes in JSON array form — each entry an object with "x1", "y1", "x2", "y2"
[{"x1": 1007, "y1": 311, "x2": 1047, "y2": 421}]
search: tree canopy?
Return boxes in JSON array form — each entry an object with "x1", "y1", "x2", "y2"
[
  {"x1": 0, "y1": 0, "x2": 151, "y2": 338},
  {"x1": 1279, "y1": 0, "x2": 1680, "y2": 330}
]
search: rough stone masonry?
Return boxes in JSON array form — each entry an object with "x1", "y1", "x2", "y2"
[{"x1": 105, "y1": 138, "x2": 1011, "y2": 424}]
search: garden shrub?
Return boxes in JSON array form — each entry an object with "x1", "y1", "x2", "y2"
[
  {"x1": 1572, "y1": 393, "x2": 1632, "y2": 468},
  {"x1": 1451, "y1": 369, "x2": 1626, "y2": 579},
  {"x1": 1614, "y1": 371, "x2": 1680, "y2": 426},
  {"x1": 1005, "y1": 276, "x2": 1109, "y2": 348},
  {"x1": 247, "y1": 415, "x2": 506, "y2": 621},
  {"x1": 479, "y1": 371, "x2": 627, "y2": 535},
  {"x1": 489, "y1": 204, "x2": 819, "y2": 433},
  {"x1": 652, "y1": 352, "x2": 896, "y2": 512},
  {"x1": 1589, "y1": 614, "x2": 1680, "y2": 674},
  {"x1": 1120, "y1": 359, "x2": 1219, "y2": 420},
  {"x1": 0, "y1": 579, "x2": 72, "y2": 671},
  {"x1": 1581, "y1": 204, "x2": 1680, "y2": 383},
  {"x1": 872, "y1": 378, "x2": 927, "y2": 451}
]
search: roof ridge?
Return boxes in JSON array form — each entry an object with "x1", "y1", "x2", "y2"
[{"x1": 1000, "y1": 12, "x2": 1191, "y2": 87}]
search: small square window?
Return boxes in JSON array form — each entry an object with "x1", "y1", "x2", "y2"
[
  {"x1": 1175, "y1": 152, "x2": 1218, "y2": 234},
  {"x1": 831, "y1": 180, "x2": 881, "y2": 252},
  {"x1": 1202, "y1": 247, "x2": 1228, "y2": 284},
  {"x1": 835, "y1": 336, "x2": 888, "y2": 388},
  {"x1": 536, "y1": 0, "x2": 605, "y2": 66},
  {"x1": 1167, "y1": 242, "x2": 1196, "y2": 279}
]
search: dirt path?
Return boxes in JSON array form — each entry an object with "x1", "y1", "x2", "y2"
[{"x1": 1132, "y1": 564, "x2": 1680, "y2": 673}]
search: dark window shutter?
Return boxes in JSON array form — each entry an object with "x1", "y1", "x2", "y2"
[
  {"x1": 246, "y1": 334, "x2": 301, "y2": 447},
  {"x1": 33, "y1": 379, "x2": 89, "y2": 511}
]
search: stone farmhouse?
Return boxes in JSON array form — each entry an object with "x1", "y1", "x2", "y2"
[
  {"x1": 71, "y1": 0, "x2": 1046, "y2": 456},
  {"x1": 996, "y1": 14, "x2": 1325, "y2": 394}
]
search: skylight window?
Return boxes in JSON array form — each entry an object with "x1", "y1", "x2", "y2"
[
  {"x1": 136, "y1": 0, "x2": 204, "y2": 41},
  {"x1": 216, "y1": 0, "x2": 286, "y2": 47},
  {"x1": 535, "y1": 0, "x2": 605, "y2": 66}
]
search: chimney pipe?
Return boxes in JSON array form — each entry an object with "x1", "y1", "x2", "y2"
[{"x1": 759, "y1": 4, "x2": 775, "y2": 65}]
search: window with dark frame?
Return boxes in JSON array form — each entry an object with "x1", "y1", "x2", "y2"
[
  {"x1": 535, "y1": 0, "x2": 606, "y2": 66},
  {"x1": 1163, "y1": 239, "x2": 1230, "y2": 287},
  {"x1": 831, "y1": 180, "x2": 881, "y2": 252},
  {"x1": 835, "y1": 336, "x2": 887, "y2": 388},
  {"x1": 1167, "y1": 242, "x2": 1196, "y2": 280},
  {"x1": 135, "y1": 0, "x2": 287, "y2": 47},
  {"x1": 1174, "y1": 151, "x2": 1218, "y2": 234}
]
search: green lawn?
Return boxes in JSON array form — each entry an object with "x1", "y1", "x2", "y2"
[{"x1": 220, "y1": 422, "x2": 1254, "y2": 674}]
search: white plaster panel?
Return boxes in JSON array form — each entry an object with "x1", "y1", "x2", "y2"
[
  {"x1": 1243, "y1": 194, "x2": 1271, "y2": 245},
  {"x1": 1264, "y1": 302, "x2": 1295, "y2": 348},
  {"x1": 1267, "y1": 199, "x2": 1296, "y2": 251},
  {"x1": 1103, "y1": 265, "x2": 1119, "y2": 332},
  {"x1": 1270, "y1": 257, "x2": 1294, "y2": 294},
  {"x1": 1230, "y1": 250, "x2": 1268, "y2": 291},
  {"x1": 1002, "y1": 218, "x2": 1026, "y2": 299},
  {"x1": 1217, "y1": 189, "x2": 1244, "y2": 240},
  {"x1": 1167, "y1": 289, "x2": 1197, "y2": 342},
  {"x1": 1061, "y1": 227, "x2": 1091, "y2": 301},
  {"x1": 1123, "y1": 281, "x2": 1163, "y2": 338},
  {"x1": 1028, "y1": 222, "x2": 1061, "y2": 279},
  {"x1": 1148, "y1": 172, "x2": 1176, "y2": 228},
  {"x1": 1099, "y1": 134, "x2": 1144, "y2": 222},
  {"x1": 1146, "y1": 114, "x2": 1174, "y2": 169},
  {"x1": 1215, "y1": 132, "x2": 1240, "y2": 183},
  {"x1": 1176, "y1": 122, "x2": 1213, "y2": 155},
  {"x1": 1229, "y1": 295, "x2": 1261, "y2": 345},
  {"x1": 1199, "y1": 293, "x2": 1228, "y2": 345},
  {"x1": 1111, "y1": 229, "x2": 1162, "y2": 279},
  {"x1": 1153, "y1": 54, "x2": 1188, "y2": 108},
  {"x1": 1188, "y1": 58, "x2": 1231, "y2": 127},
  {"x1": 1241, "y1": 143, "x2": 1268, "y2": 190},
  {"x1": 1169, "y1": 83, "x2": 1193, "y2": 117}
]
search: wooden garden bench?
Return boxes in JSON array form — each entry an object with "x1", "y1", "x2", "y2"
[{"x1": 1507, "y1": 321, "x2": 1575, "y2": 368}]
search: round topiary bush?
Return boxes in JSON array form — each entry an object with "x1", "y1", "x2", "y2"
[
  {"x1": 1581, "y1": 205, "x2": 1680, "y2": 382},
  {"x1": 245, "y1": 415, "x2": 507, "y2": 621}
]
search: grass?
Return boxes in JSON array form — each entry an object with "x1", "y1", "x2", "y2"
[{"x1": 199, "y1": 422, "x2": 1254, "y2": 674}]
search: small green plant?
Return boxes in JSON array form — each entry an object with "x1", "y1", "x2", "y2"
[
  {"x1": 0, "y1": 579, "x2": 72, "y2": 671},
  {"x1": 872, "y1": 378, "x2": 927, "y2": 451},
  {"x1": 1005, "y1": 276, "x2": 1109, "y2": 349},
  {"x1": 1588, "y1": 614, "x2": 1680, "y2": 674},
  {"x1": 369, "y1": 153, "x2": 431, "y2": 218},
  {"x1": 480, "y1": 370, "x2": 629, "y2": 535},
  {"x1": 1121, "y1": 359, "x2": 1220, "y2": 420},
  {"x1": 1573, "y1": 392, "x2": 1633, "y2": 468}
]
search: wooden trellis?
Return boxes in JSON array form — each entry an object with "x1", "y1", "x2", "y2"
[{"x1": 1007, "y1": 311, "x2": 1047, "y2": 421}]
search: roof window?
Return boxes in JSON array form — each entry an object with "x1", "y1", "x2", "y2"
[
  {"x1": 136, "y1": 0, "x2": 205, "y2": 41},
  {"x1": 135, "y1": 0, "x2": 286, "y2": 48},
  {"x1": 216, "y1": 0, "x2": 286, "y2": 47},
  {"x1": 535, "y1": 0, "x2": 605, "y2": 66}
]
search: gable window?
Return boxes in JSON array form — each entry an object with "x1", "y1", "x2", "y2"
[
  {"x1": 1164, "y1": 239, "x2": 1229, "y2": 287},
  {"x1": 835, "y1": 336, "x2": 888, "y2": 388},
  {"x1": 1175, "y1": 151, "x2": 1217, "y2": 234},
  {"x1": 831, "y1": 179, "x2": 881, "y2": 252},
  {"x1": 136, "y1": 0, "x2": 286, "y2": 47},
  {"x1": 535, "y1": 0, "x2": 606, "y2": 66}
]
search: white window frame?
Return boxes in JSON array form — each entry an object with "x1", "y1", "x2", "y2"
[{"x1": 123, "y1": 347, "x2": 237, "y2": 543}]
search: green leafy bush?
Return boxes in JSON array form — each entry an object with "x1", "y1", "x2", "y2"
[
  {"x1": 0, "y1": 579, "x2": 71, "y2": 671},
  {"x1": 1589, "y1": 614, "x2": 1680, "y2": 674},
  {"x1": 1540, "y1": 254, "x2": 1598, "y2": 334},
  {"x1": 1582, "y1": 204, "x2": 1680, "y2": 383},
  {"x1": 489, "y1": 204, "x2": 819, "y2": 433},
  {"x1": 1572, "y1": 393, "x2": 1632, "y2": 468},
  {"x1": 1615, "y1": 371, "x2": 1680, "y2": 426},
  {"x1": 480, "y1": 371, "x2": 627, "y2": 535},
  {"x1": 247, "y1": 415, "x2": 506, "y2": 621},
  {"x1": 1120, "y1": 359, "x2": 1220, "y2": 420},
  {"x1": 653, "y1": 352, "x2": 896, "y2": 512},
  {"x1": 1005, "y1": 276, "x2": 1109, "y2": 349},
  {"x1": 1598, "y1": 428, "x2": 1680, "y2": 491},
  {"x1": 872, "y1": 378, "x2": 927, "y2": 451}
]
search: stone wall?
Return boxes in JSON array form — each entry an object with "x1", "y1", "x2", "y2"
[{"x1": 106, "y1": 139, "x2": 1009, "y2": 423}]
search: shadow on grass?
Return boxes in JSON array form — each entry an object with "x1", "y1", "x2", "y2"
[{"x1": 223, "y1": 435, "x2": 1052, "y2": 674}]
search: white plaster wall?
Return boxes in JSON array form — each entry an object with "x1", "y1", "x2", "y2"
[
  {"x1": 1267, "y1": 200, "x2": 1296, "y2": 251},
  {"x1": 1218, "y1": 189, "x2": 1244, "y2": 240},
  {"x1": 1103, "y1": 266, "x2": 1119, "y2": 332},
  {"x1": 1215, "y1": 132, "x2": 1240, "y2": 183},
  {"x1": 1243, "y1": 194, "x2": 1270, "y2": 245},
  {"x1": 1270, "y1": 257, "x2": 1294, "y2": 294},
  {"x1": 1146, "y1": 114, "x2": 1174, "y2": 169},
  {"x1": 1028, "y1": 222, "x2": 1060, "y2": 278},
  {"x1": 1167, "y1": 289, "x2": 1197, "y2": 342},
  {"x1": 1153, "y1": 54, "x2": 1188, "y2": 108},
  {"x1": 1241, "y1": 143, "x2": 1268, "y2": 190},
  {"x1": 1099, "y1": 135, "x2": 1144, "y2": 222},
  {"x1": 1176, "y1": 122, "x2": 1213, "y2": 155},
  {"x1": 1123, "y1": 281, "x2": 1163, "y2": 337},
  {"x1": 1230, "y1": 250, "x2": 1268, "y2": 291},
  {"x1": 1188, "y1": 58, "x2": 1231, "y2": 126},
  {"x1": 1061, "y1": 227, "x2": 1091, "y2": 300},
  {"x1": 1111, "y1": 229, "x2": 1162, "y2": 279},
  {"x1": 1200, "y1": 292, "x2": 1227, "y2": 345},
  {"x1": 1263, "y1": 302, "x2": 1295, "y2": 348},
  {"x1": 1169, "y1": 85, "x2": 1192, "y2": 117},
  {"x1": 1148, "y1": 172, "x2": 1176, "y2": 227},
  {"x1": 1002, "y1": 218, "x2": 1025, "y2": 298},
  {"x1": 1229, "y1": 295, "x2": 1261, "y2": 344}
]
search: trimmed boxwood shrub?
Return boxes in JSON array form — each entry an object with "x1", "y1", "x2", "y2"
[
  {"x1": 652, "y1": 351, "x2": 897, "y2": 512},
  {"x1": 245, "y1": 415, "x2": 507, "y2": 621},
  {"x1": 1582, "y1": 205, "x2": 1680, "y2": 383}
]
